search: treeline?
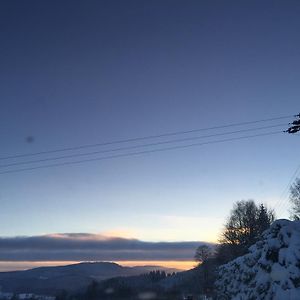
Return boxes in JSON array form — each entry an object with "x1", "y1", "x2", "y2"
[{"x1": 56, "y1": 270, "x2": 181, "y2": 300}]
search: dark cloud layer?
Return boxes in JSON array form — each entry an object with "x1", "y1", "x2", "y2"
[{"x1": 0, "y1": 234, "x2": 210, "y2": 261}]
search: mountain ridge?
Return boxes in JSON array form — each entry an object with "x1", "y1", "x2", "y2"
[{"x1": 0, "y1": 261, "x2": 180, "y2": 295}]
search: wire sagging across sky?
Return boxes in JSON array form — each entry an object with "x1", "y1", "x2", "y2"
[
  {"x1": 0, "y1": 113, "x2": 294, "y2": 175},
  {"x1": 0, "y1": 123, "x2": 287, "y2": 169},
  {"x1": 0, "y1": 130, "x2": 283, "y2": 175},
  {"x1": 0, "y1": 114, "x2": 293, "y2": 161}
]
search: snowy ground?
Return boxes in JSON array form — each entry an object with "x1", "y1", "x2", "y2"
[{"x1": 215, "y1": 219, "x2": 300, "y2": 300}]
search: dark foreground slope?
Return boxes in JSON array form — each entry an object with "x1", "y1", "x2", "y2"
[{"x1": 72, "y1": 267, "x2": 204, "y2": 300}]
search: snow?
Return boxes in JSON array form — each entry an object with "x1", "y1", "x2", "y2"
[{"x1": 215, "y1": 219, "x2": 300, "y2": 299}]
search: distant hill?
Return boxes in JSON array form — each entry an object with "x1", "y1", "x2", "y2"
[{"x1": 0, "y1": 262, "x2": 179, "y2": 295}]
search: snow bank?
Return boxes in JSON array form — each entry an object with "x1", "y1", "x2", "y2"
[{"x1": 215, "y1": 219, "x2": 300, "y2": 300}]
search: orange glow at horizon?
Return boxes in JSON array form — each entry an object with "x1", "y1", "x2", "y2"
[
  {"x1": 115, "y1": 260, "x2": 197, "y2": 270},
  {"x1": 0, "y1": 260, "x2": 196, "y2": 272}
]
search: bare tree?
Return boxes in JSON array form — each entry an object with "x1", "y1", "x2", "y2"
[
  {"x1": 217, "y1": 200, "x2": 274, "y2": 263},
  {"x1": 194, "y1": 245, "x2": 213, "y2": 264}
]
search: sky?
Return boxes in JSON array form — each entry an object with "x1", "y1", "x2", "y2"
[{"x1": 0, "y1": 0, "x2": 300, "y2": 270}]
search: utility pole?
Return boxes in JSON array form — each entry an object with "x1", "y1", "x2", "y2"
[{"x1": 285, "y1": 113, "x2": 300, "y2": 134}]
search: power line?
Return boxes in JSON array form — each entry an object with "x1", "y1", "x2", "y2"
[
  {"x1": 0, "y1": 114, "x2": 292, "y2": 161},
  {"x1": 274, "y1": 164, "x2": 300, "y2": 216},
  {"x1": 0, "y1": 123, "x2": 286, "y2": 169},
  {"x1": 273, "y1": 122, "x2": 300, "y2": 217},
  {"x1": 275, "y1": 164, "x2": 300, "y2": 217},
  {"x1": 0, "y1": 130, "x2": 282, "y2": 175}
]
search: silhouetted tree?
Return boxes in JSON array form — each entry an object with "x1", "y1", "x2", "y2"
[
  {"x1": 191, "y1": 201, "x2": 275, "y2": 294},
  {"x1": 218, "y1": 200, "x2": 274, "y2": 263},
  {"x1": 149, "y1": 270, "x2": 167, "y2": 282},
  {"x1": 290, "y1": 178, "x2": 300, "y2": 220},
  {"x1": 56, "y1": 290, "x2": 68, "y2": 300},
  {"x1": 194, "y1": 245, "x2": 213, "y2": 264},
  {"x1": 197, "y1": 256, "x2": 218, "y2": 296},
  {"x1": 257, "y1": 203, "x2": 275, "y2": 235}
]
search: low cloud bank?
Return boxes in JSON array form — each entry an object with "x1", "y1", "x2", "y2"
[{"x1": 0, "y1": 233, "x2": 210, "y2": 261}]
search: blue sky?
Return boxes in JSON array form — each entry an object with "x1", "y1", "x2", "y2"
[{"x1": 0, "y1": 0, "x2": 300, "y2": 251}]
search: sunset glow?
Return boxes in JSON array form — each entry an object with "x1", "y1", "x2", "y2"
[
  {"x1": 0, "y1": 260, "x2": 196, "y2": 272},
  {"x1": 115, "y1": 260, "x2": 197, "y2": 270}
]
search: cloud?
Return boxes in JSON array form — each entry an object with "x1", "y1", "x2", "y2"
[{"x1": 0, "y1": 233, "x2": 211, "y2": 261}]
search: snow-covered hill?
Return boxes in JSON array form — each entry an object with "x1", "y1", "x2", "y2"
[{"x1": 215, "y1": 219, "x2": 300, "y2": 300}]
